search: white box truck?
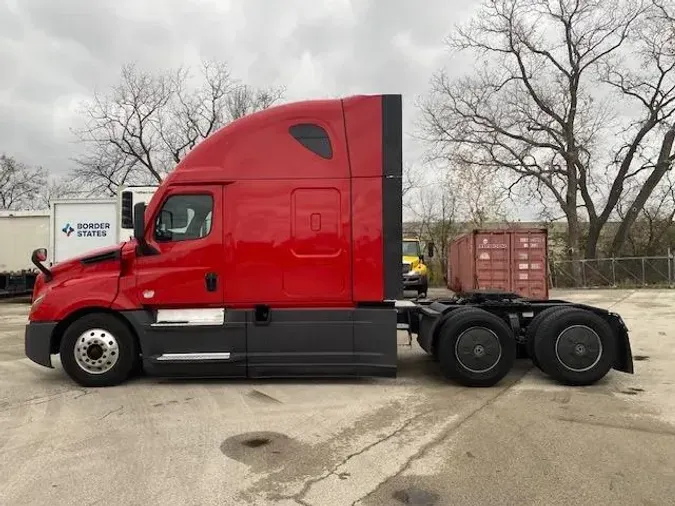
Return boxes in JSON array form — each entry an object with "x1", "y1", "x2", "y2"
[
  {"x1": 49, "y1": 185, "x2": 159, "y2": 265},
  {"x1": 50, "y1": 198, "x2": 119, "y2": 264}
]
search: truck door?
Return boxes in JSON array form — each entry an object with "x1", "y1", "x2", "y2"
[{"x1": 134, "y1": 185, "x2": 246, "y2": 377}]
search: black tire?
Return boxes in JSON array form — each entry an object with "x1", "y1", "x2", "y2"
[
  {"x1": 436, "y1": 307, "x2": 516, "y2": 387},
  {"x1": 533, "y1": 308, "x2": 616, "y2": 386},
  {"x1": 431, "y1": 306, "x2": 474, "y2": 360},
  {"x1": 417, "y1": 277, "x2": 428, "y2": 298},
  {"x1": 59, "y1": 313, "x2": 138, "y2": 387},
  {"x1": 525, "y1": 306, "x2": 574, "y2": 369}
]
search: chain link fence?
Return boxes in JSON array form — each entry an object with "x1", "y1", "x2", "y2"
[{"x1": 550, "y1": 252, "x2": 674, "y2": 288}]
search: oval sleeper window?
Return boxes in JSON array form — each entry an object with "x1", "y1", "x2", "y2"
[{"x1": 289, "y1": 124, "x2": 333, "y2": 159}]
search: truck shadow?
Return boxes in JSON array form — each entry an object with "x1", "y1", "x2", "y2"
[
  {"x1": 36, "y1": 351, "x2": 538, "y2": 390},
  {"x1": 145, "y1": 353, "x2": 536, "y2": 388}
]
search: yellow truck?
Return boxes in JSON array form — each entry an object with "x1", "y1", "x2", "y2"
[{"x1": 402, "y1": 238, "x2": 430, "y2": 297}]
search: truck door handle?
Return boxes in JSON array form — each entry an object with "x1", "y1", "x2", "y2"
[{"x1": 205, "y1": 272, "x2": 218, "y2": 292}]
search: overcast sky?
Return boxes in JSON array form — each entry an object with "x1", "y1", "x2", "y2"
[{"x1": 1, "y1": 0, "x2": 480, "y2": 178}]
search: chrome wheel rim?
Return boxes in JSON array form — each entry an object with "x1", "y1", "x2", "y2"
[{"x1": 74, "y1": 328, "x2": 120, "y2": 375}]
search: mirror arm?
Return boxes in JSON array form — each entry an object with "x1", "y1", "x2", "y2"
[
  {"x1": 31, "y1": 249, "x2": 53, "y2": 282},
  {"x1": 133, "y1": 202, "x2": 159, "y2": 256}
]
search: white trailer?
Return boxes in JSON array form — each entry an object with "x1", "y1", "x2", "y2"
[{"x1": 0, "y1": 210, "x2": 50, "y2": 272}]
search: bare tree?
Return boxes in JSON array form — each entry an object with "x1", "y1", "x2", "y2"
[
  {"x1": 225, "y1": 83, "x2": 285, "y2": 120},
  {"x1": 616, "y1": 171, "x2": 675, "y2": 256},
  {"x1": 452, "y1": 161, "x2": 510, "y2": 227},
  {"x1": 73, "y1": 61, "x2": 285, "y2": 193},
  {"x1": 0, "y1": 154, "x2": 46, "y2": 210},
  {"x1": 419, "y1": 0, "x2": 675, "y2": 266},
  {"x1": 607, "y1": 0, "x2": 675, "y2": 254},
  {"x1": 35, "y1": 176, "x2": 96, "y2": 210},
  {"x1": 405, "y1": 176, "x2": 459, "y2": 284}
]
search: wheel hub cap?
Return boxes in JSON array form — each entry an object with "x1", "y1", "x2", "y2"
[
  {"x1": 555, "y1": 325, "x2": 602, "y2": 373},
  {"x1": 455, "y1": 327, "x2": 502, "y2": 373},
  {"x1": 74, "y1": 329, "x2": 120, "y2": 375}
]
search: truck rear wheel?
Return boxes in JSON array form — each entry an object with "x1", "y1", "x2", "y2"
[
  {"x1": 59, "y1": 313, "x2": 138, "y2": 387},
  {"x1": 533, "y1": 308, "x2": 616, "y2": 386},
  {"x1": 436, "y1": 307, "x2": 516, "y2": 387},
  {"x1": 525, "y1": 306, "x2": 573, "y2": 369}
]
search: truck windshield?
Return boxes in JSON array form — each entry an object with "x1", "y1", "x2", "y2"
[{"x1": 402, "y1": 241, "x2": 421, "y2": 257}]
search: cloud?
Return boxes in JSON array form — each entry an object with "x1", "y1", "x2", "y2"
[{"x1": 0, "y1": 0, "x2": 480, "y2": 176}]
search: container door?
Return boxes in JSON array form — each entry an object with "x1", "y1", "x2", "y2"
[
  {"x1": 511, "y1": 231, "x2": 548, "y2": 299},
  {"x1": 474, "y1": 232, "x2": 511, "y2": 292}
]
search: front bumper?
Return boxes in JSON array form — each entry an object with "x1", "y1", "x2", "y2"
[
  {"x1": 25, "y1": 321, "x2": 57, "y2": 368},
  {"x1": 403, "y1": 274, "x2": 425, "y2": 288}
]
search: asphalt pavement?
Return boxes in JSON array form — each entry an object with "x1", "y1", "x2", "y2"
[{"x1": 1, "y1": 289, "x2": 674, "y2": 506}]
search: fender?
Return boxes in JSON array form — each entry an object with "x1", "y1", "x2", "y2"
[
  {"x1": 416, "y1": 302, "x2": 469, "y2": 354},
  {"x1": 29, "y1": 271, "x2": 121, "y2": 322},
  {"x1": 560, "y1": 302, "x2": 635, "y2": 374}
]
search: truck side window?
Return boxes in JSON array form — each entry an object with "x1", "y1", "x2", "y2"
[
  {"x1": 289, "y1": 123, "x2": 333, "y2": 159},
  {"x1": 154, "y1": 194, "x2": 213, "y2": 242}
]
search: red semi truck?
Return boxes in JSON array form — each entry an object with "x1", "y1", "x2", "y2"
[{"x1": 25, "y1": 94, "x2": 633, "y2": 388}]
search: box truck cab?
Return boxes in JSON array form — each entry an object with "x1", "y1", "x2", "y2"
[
  {"x1": 24, "y1": 94, "x2": 634, "y2": 389},
  {"x1": 402, "y1": 238, "x2": 429, "y2": 297}
]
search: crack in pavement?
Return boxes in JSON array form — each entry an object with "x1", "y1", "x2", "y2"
[
  {"x1": 277, "y1": 409, "x2": 435, "y2": 506},
  {"x1": 99, "y1": 406, "x2": 123, "y2": 420},
  {"x1": 556, "y1": 416, "x2": 675, "y2": 437},
  {"x1": 607, "y1": 291, "x2": 636, "y2": 310},
  {"x1": 0, "y1": 389, "x2": 91, "y2": 413},
  {"x1": 351, "y1": 370, "x2": 530, "y2": 506}
]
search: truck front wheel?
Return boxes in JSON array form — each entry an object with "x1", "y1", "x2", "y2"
[
  {"x1": 59, "y1": 313, "x2": 139, "y2": 387},
  {"x1": 436, "y1": 307, "x2": 516, "y2": 387}
]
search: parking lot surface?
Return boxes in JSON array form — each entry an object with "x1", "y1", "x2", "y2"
[{"x1": 1, "y1": 289, "x2": 674, "y2": 506}]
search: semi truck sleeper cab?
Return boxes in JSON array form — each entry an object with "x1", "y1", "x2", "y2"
[{"x1": 24, "y1": 94, "x2": 634, "y2": 388}]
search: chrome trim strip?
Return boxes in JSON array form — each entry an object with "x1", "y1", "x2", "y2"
[
  {"x1": 150, "y1": 322, "x2": 221, "y2": 328},
  {"x1": 156, "y1": 352, "x2": 231, "y2": 361}
]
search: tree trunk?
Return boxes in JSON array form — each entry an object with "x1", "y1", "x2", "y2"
[
  {"x1": 585, "y1": 223, "x2": 602, "y2": 260},
  {"x1": 563, "y1": 155, "x2": 583, "y2": 284},
  {"x1": 566, "y1": 217, "x2": 583, "y2": 284},
  {"x1": 610, "y1": 127, "x2": 675, "y2": 256}
]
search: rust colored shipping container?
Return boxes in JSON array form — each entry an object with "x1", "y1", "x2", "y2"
[{"x1": 447, "y1": 228, "x2": 549, "y2": 299}]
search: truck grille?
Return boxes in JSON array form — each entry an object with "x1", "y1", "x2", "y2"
[{"x1": 402, "y1": 263, "x2": 411, "y2": 274}]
